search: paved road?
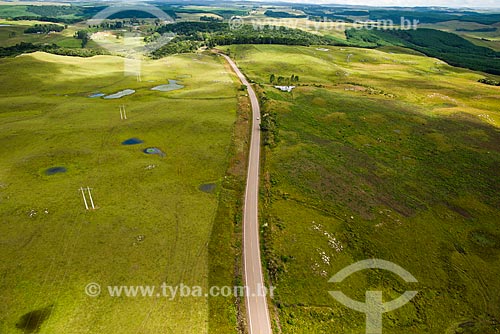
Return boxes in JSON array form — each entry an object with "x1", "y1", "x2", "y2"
[{"x1": 220, "y1": 53, "x2": 272, "y2": 334}]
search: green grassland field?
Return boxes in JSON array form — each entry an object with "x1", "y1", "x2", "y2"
[
  {"x1": 0, "y1": 19, "x2": 95, "y2": 49},
  {"x1": 0, "y1": 51, "x2": 241, "y2": 333},
  {"x1": 222, "y1": 44, "x2": 500, "y2": 334}
]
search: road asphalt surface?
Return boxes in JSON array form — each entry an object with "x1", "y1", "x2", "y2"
[{"x1": 220, "y1": 53, "x2": 272, "y2": 334}]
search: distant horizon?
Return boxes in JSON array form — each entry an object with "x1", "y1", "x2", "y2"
[
  {"x1": 4, "y1": 0, "x2": 500, "y2": 9},
  {"x1": 254, "y1": 0, "x2": 500, "y2": 9}
]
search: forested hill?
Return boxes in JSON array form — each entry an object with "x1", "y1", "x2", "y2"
[
  {"x1": 152, "y1": 22, "x2": 349, "y2": 57},
  {"x1": 346, "y1": 28, "x2": 500, "y2": 75},
  {"x1": 156, "y1": 21, "x2": 347, "y2": 46},
  {"x1": 154, "y1": 23, "x2": 500, "y2": 75}
]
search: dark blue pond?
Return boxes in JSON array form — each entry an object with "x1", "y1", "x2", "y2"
[
  {"x1": 122, "y1": 138, "x2": 144, "y2": 145},
  {"x1": 45, "y1": 167, "x2": 67, "y2": 175}
]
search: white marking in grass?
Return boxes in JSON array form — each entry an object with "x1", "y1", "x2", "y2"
[
  {"x1": 80, "y1": 187, "x2": 96, "y2": 210},
  {"x1": 80, "y1": 187, "x2": 89, "y2": 210},
  {"x1": 87, "y1": 187, "x2": 95, "y2": 210}
]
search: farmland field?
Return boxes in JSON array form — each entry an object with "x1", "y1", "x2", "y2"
[
  {"x1": 1, "y1": 1, "x2": 500, "y2": 333},
  {"x1": 222, "y1": 44, "x2": 500, "y2": 333},
  {"x1": 0, "y1": 51, "x2": 241, "y2": 333},
  {"x1": 0, "y1": 20, "x2": 95, "y2": 49}
]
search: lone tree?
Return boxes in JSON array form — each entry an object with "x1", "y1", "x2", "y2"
[
  {"x1": 75, "y1": 30, "x2": 90, "y2": 48},
  {"x1": 270, "y1": 74, "x2": 276, "y2": 84}
]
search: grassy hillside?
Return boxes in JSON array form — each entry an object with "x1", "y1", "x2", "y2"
[
  {"x1": 346, "y1": 28, "x2": 500, "y2": 75},
  {"x1": 0, "y1": 20, "x2": 90, "y2": 49},
  {"x1": 0, "y1": 52, "x2": 239, "y2": 334},
  {"x1": 0, "y1": 5, "x2": 35, "y2": 18},
  {"x1": 419, "y1": 21, "x2": 500, "y2": 52},
  {"x1": 222, "y1": 44, "x2": 500, "y2": 333}
]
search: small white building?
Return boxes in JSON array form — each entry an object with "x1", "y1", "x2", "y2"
[{"x1": 275, "y1": 86, "x2": 296, "y2": 93}]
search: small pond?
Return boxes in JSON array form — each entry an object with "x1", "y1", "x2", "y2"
[
  {"x1": 104, "y1": 89, "x2": 136, "y2": 99},
  {"x1": 122, "y1": 138, "x2": 144, "y2": 145},
  {"x1": 199, "y1": 183, "x2": 217, "y2": 193},
  {"x1": 143, "y1": 147, "x2": 165, "y2": 157},
  {"x1": 151, "y1": 80, "x2": 184, "y2": 92},
  {"x1": 45, "y1": 167, "x2": 67, "y2": 175},
  {"x1": 88, "y1": 92, "x2": 106, "y2": 98}
]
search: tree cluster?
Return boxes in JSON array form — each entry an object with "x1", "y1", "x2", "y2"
[
  {"x1": 151, "y1": 39, "x2": 201, "y2": 58},
  {"x1": 13, "y1": 16, "x2": 79, "y2": 24},
  {"x1": 74, "y1": 30, "x2": 91, "y2": 48},
  {"x1": 24, "y1": 24, "x2": 64, "y2": 34},
  {"x1": 26, "y1": 5, "x2": 81, "y2": 18},
  {"x1": 153, "y1": 21, "x2": 348, "y2": 52},
  {"x1": 270, "y1": 74, "x2": 299, "y2": 85},
  {"x1": 200, "y1": 16, "x2": 222, "y2": 22},
  {"x1": 0, "y1": 42, "x2": 107, "y2": 58},
  {"x1": 478, "y1": 78, "x2": 500, "y2": 86}
]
